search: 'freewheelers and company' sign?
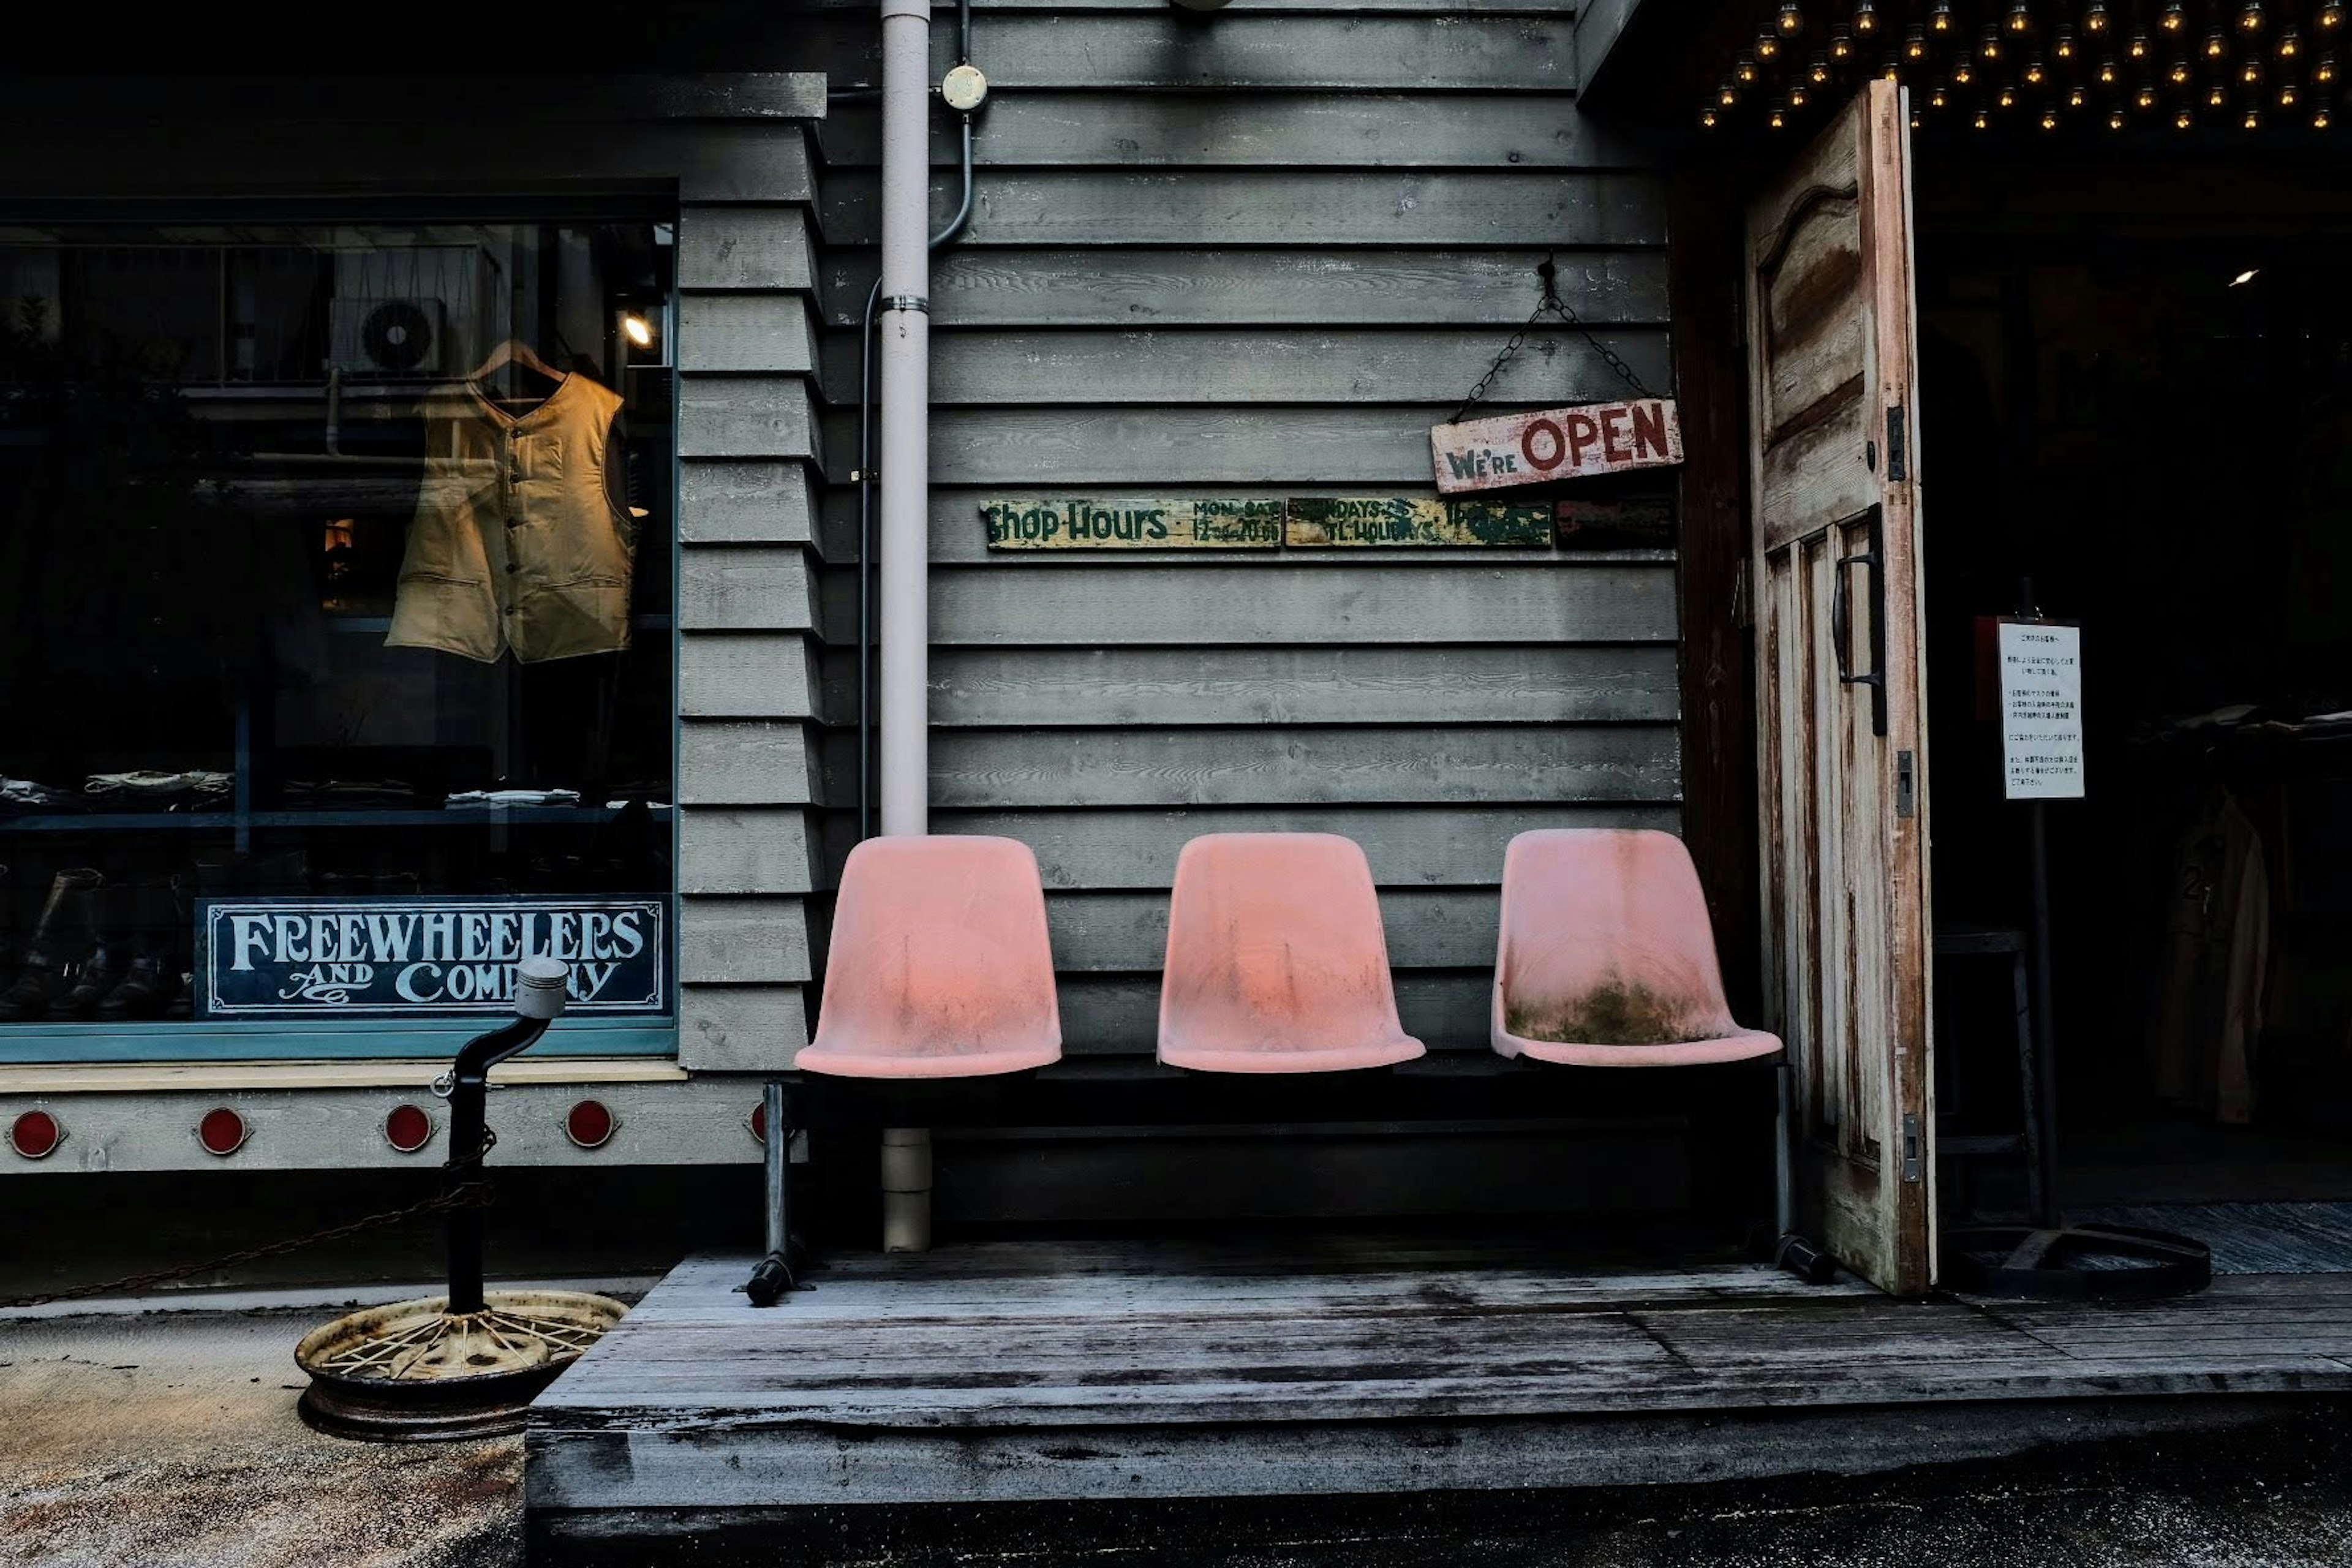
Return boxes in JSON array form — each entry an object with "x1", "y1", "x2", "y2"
[
  {"x1": 1428, "y1": 398, "x2": 1683, "y2": 494},
  {"x1": 195, "y1": 897, "x2": 667, "y2": 1019}
]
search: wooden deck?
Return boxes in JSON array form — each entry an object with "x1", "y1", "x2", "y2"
[{"x1": 527, "y1": 1235, "x2": 2352, "y2": 1521}]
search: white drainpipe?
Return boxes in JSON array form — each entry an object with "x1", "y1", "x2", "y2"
[{"x1": 880, "y1": 0, "x2": 934, "y2": 1251}]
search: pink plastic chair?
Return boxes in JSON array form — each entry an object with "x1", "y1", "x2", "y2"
[
  {"x1": 796, "y1": 835, "x2": 1062, "y2": 1079},
  {"x1": 1158, "y1": 833, "x2": 1425, "y2": 1074},
  {"x1": 1491, "y1": 829, "x2": 1781, "y2": 1068}
]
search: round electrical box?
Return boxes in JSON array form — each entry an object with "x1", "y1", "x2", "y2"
[{"x1": 941, "y1": 63, "x2": 990, "y2": 113}]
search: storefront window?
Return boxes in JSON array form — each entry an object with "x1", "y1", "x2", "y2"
[{"x1": 0, "y1": 214, "x2": 676, "y2": 1058}]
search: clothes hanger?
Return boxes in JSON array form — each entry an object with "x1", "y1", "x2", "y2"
[{"x1": 466, "y1": 336, "x2": 567, "y2": 394}]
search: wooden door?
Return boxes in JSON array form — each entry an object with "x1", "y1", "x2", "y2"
[{"x1": 1746, "y1": 80, "x2": 1936, "y2": 1295}]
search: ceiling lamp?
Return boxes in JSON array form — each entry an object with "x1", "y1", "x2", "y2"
[
  {"x1": 2044, "y1": 106, "x2": 2063, "y2": 126},
  {"x1": 2177, "y1": 104, "x2": 2198, "y2": 124},
  {"x1": 2098, "y1": 56, "x2": 2120, "y2": 80},
  {"x1": 2027, "y1": 52, "x2": 2049, "y2": 79},
  {"x1": 1721, "y1": 78, "x2": 1741, "y2": 105},
  {"x1": 1854, "y1": 0, "x2": 1881, "y2": 34},
  {"x1": 1757, "y1": 29, "x2": 1782, "y2": 59},
  {"x1": 2323, "y1": 0, "x2": 2345, "y2": 31},
  {"x1": 2238, "y1": 0, "x2": 2263, "y2": 31},
  {"x1": 2162, "y1": 0, "x2": 2187, "y2": 29},
  {"x1": 1811, "y1": 51, "x2": 1834, "y2": 81},
  {"x1": 1770, "y1": 99, "x2": 1789, "y2": 127},
  {"x1": 1736, "y1": 53, "x2": 1760, "y2": 81},
  {"x1": 2129, "y1": 27, "x2": 2152, "y2": 55},
  {"x1": 1932, "y1": 82, "x2": 1952, "y2": 104},
  {"x1": 2110, "y1": 105, "x2": 2130, "y2": 124},
  {"x1": 2009, "y1": 0, "x2": 2035, "y2": 30},
  {"x1": 2071, "y1": 81, "x2": 2090, "y2": 102},
  {"x1": 1954, "y1": 56, "x2": 1978, "y2": 80},
  {"x1": 1833, "y1": 25, "x2": 1858, "y2": 58},
  {"x1": 1779, "y1": 0, "x2": 1806, "y2": 35},
  {"x1": 1976, "y1": 107, "x2": 1993, "y2": 126},
  {"x1": 2242, "y1": 54, "x2": 2265, "y2": 78},
  {"x1": 2085, "y1": 0, "x2": 2111, "y2": 32},
  {"x1": 2278, "y1": 25, "x2": 2304, "y2": 54},
  {"x1": 2206, "y1": 26, "x2": 2230, "y2": 53},
  {"x1": 2244, "y1": 105, "x2": 2263, "y2": 124},
  {"x1": 1932, "y1": 0, "x2": 1956, "y2": 32},
  {"x1": 2136, "y1": 79, "x2": 2160, "y2": 104},
  {"x1": 2056, "y1": 21, "x2": 2079, "y2": 53},
  {"x1": 2316, "y1": 50, "x2": 2339, "y2": 81},
  {"x1": 1983, "y1": 22, "x2": 2005, "y2": 55},
  {"x1": 1702, "y1": 107, "x2": 1721, "y2": 127},
  {"x1": 2316, "y1": 105, "x2": 2334, "y2": 125},
  {"x1": 2209, "y1": 78, "x2": 2231, "y2": 100},
  {"x1": 2171, "y1": 55, "x2": 2193, "y2": 80},
  {"x1": 1905, "y1": 23, "x2": 1929, "y2": 56},
  {"x1": 1790, "y1": 81, "x2": 1812, "y2": 105}
]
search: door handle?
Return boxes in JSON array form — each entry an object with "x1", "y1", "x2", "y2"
[{"x1": 1829, "y1": 511, "x2": 1890, "y2": 737}]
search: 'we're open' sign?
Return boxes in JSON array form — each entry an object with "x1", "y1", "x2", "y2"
[{"x1": 1430, "y1": 398, "x2": 1683, "y2": 495}]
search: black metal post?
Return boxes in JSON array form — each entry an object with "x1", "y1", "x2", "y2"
[
  {"x1": 2027, "y1": 799, "x2": 2062, "y2": 1229},
  {"x1": 443, "y1": 1014, "x2": 552, "y2": 1316},
  {"x1": 745, "y1": 1080, "x2": 801, "y2": 1307}
]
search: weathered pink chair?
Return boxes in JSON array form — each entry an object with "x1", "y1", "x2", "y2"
[
  {"x1": 796, "y1": 835, "x2": 1062, "y2": 1079},
  {"x1": 1158, "y1": 833, "x2": 1425, "y2": 1074},
  {"x1": 1491, "y1": 829, "x2": 1781, "y2": 1068}
]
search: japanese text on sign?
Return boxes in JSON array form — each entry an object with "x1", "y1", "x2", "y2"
[{"x1": 1998, "y1": 622, "x2": 2084, "y2": 801}]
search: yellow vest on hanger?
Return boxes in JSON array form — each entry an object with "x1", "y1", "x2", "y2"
[{"x1": 386, "y1": 372, "x2": 635, "y2": 664}]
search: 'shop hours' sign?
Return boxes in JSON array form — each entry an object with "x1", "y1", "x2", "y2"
[{"x1": 197, "y1": 897, "x2": 667, "y2": 1017}]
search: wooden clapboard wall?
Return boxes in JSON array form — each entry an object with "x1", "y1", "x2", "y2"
[{"x1": 809, "y1": 1, "x2": 1679, "y2": 1060}]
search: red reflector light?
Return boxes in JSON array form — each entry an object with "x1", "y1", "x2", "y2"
[
  {"x1": 9, "y1": 1109, "x2": 61, "y2": 1159},
  {"x1": 565, "y1": 1099, "x2": 616, "y2": 1150},
  {"x1": 198, "y1": 1107, "x2": 249, "y2": 1156},
  {"x1": 750, "y1": 1101, "x2": 767, "y2": 1144},
  {"x1": 384, "y1": 1103, "x2": 433, "y2": 1153}
]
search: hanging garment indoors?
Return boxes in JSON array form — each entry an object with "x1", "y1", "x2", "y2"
[
  {"x1": 385, "y1": 371, "x2": 636, "y2": 664},
  {"x1": 2154, "y1": 790, "x2": 2271, "y2": 1123}
]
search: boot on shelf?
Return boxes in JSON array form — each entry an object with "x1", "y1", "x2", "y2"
[
  {"x1": 97, "y1": 878, "x2": 184, "y2": 1021},
  {"x1": 0, "y1": 868, "x2": 103, "y2": 1022}
]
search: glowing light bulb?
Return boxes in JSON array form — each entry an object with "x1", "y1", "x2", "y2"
[
  {"x1": 1854, "y1": 0, "x2": 1880, "y2": 33},
  {"x1": 2278, "y1": 25, "x2": 2302, "y2": 55},
  {"x1": 1721, "y1": 79, "x2": 1741, "y2": 105},
  {"x1": 2027, "y1": 53, "x2": 2048, "y2": 80},
  {"x1": 620, "y1": 314, "x2": 654, "y2": 348},
  {"x1": 2177, "y1": 105, "x2": 2196, "y2": 124},
  {"x1": 1932, "y1": 0, "x2": 1955, "y2": 32},
  {"x1": 1811, "y1": 52, "x2": 1832, "y2": 82},
  {"x1": 1703, "y1": 107, "x2": 1721, "y2": 126},
  {"x1": 1757, "y1": 30, "x2": 1781, "y2": 58},
  {"x1": 2242, "y1": 55, "x2": 2264, "y2": 80},
  {"x1": 2136, "y1": 80, "x2": 2159, "y2": 105},
  {"x1": 2098, "y1": 56, "x2": 2119, "y2": 81},
  {"x1": 2205, "y1": 26, "x2": 2228, "y2": 55},
  {"x1": 1954, "y1": 56, "x2": 1977, "y2": 81},
  {"x1": 2316, "y1": 105, "x2": 2334, "y2": 125},
  {"x1": 1833, "y1": 25, "x2": 1856, "y2": 58},
  {"x1": 2009, "y1": 0, "x2": 2034, "y2": 31},
  {"x1": 1904, "y1": 23, "x2": 1928, "y2": 57},
  {"x1": 2316, "y1": 51, "x2": 2338, "y2": 83},
  {"x1": 2085, "y1": 0, "x2": 2110, "y2": 32},
  {"x1": 1932, "y1": 83, "x2": 1951, "y2": 105},
  {"x1": 2280, "y1": 78, "x2": 2302, "y2": 100},
  {"x1": 2209, "y1": 80, "x2": 2230, "y2": 102},
  {"x1": 2170, "y1": 55, "x2": 2192, "y2": 81},
  {"x1": 2044, "y1": 107, "x2": 2062, "y2": 126},
  {"x1": 2323, "y1": 0, "x2": 2345, "y2": 31},
  {"x1": 1779, "y1": 0, "x2": 1806, "y2": 34},
  {"x1": 2071, "y1": 82, "x2": 2089, "y2": 102},
  {"x1": 2244, "y1": 105, "x2": 2262, "y2": 124},
  {"x1": 2238, "y1": 0, "x2": 2263, "y2": 31},
  {"x1": 1883, "y1": 55, "x2": 1902, "y2": 77},
  {"x1": 2162, "y1": 0, "x2": 2186, "y2": 29},
  {"x1": 1790, "y1": 83, "x2": 1811, "y2": 105},
  {"x1": 2056, "y1": 21, "x2": 2078, "y2": 55},
  {"x1": 2128, "y1": 28, "x2": 2150, "y2": 56},
  {"x1": 2110, "y1": 106, "x2": 2129, "y2": 125},
  {"x1": 1736, "y1": 53, "x2": 1760, "y2": 82},
  {"x1": 1983, "y1": 23, "x2": 2005, "y2": 56},
  {"x1": 1976, "y1": 108, "x2": 1992, "y2": 126},
  {"x1": 1770, "y1": 101, "x2": 1789, "y2": 127}
]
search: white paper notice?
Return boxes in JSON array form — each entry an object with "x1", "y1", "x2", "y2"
[{"x1": 1999, "y1": 622, "x2": 2084, "y2": 801}]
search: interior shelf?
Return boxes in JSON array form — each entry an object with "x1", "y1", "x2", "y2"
[{"x1": 0, "y1": 805, "x2": 673, "y2": 833}]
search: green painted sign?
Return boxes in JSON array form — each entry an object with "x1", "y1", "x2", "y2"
[
  {"x1": 1287, "y1": 496, "x2": 1551, "y2": 548},
  {"x1": 982, "y1": 499, "x2": 1281, "y2": 549}
]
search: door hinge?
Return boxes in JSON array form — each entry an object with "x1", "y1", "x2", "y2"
[
  {"x1": 1896, "y1": 749, "x2": 1916, "y2": 818},
  {"x1": 1901, "y1": 1112, "x2": 1923, "y2": 1183},
  {"x1": 1887, "y1": 404, "x2": 1909, "y2": 483}
]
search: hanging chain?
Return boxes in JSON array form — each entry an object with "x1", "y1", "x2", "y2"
[
  {"x1": 1, "y1": 1133, "x2": 497, "y2": 1312},
  {"x1": 1452, "y1": 255, "x2": 1656, "y2": 424}
]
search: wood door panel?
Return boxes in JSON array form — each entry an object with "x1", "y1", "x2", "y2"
[{"x1": 1747, "y1": 80, "x2": 1936, "y2": 1296}]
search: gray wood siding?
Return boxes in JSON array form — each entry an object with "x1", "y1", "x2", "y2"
[
  {"x1": 810, "y1": 4, "x2": 1676, "y2": 1060},
  {"x1": 673, "y1": 92, "x2": 830, "y2": 1072}
]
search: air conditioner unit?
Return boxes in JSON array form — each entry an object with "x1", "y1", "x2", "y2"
[{"x1": 328, "y1": 297, "x2": 448, "y2": 377}]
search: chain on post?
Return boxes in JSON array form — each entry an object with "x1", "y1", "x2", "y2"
[
  {"x1": 1452, "y1": 254, "x2": 1655, "y2": 424},
  {"x1": 2, "y1": 1132, "x2": 499, "y2": 1312}
]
